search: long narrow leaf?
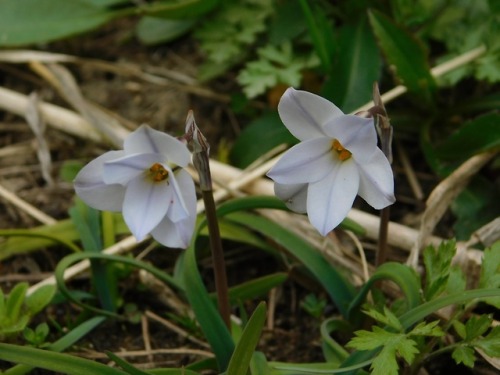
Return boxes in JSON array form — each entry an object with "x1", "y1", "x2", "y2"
[
  {"x1": 347, "y1": 262, "x2": 421, "y2": 318},
  {"x1": 368, "y1": 9, "x2": 436, "y2": 105},
  {"x1": 324, "y1": 17, "x2": 380, "y2": 113},
  {"x1": 182, "y1": 240, "x2": 234, "y2": 371},
  {"x1": 226, "y1": 302, "x2": 267, "y2": 375},
  {"x1": 0, "y1": 343, "x2": 127, "y2": 375},
  {"x1": 226, "y1": 212, "x2": 356, "y2": 317}
]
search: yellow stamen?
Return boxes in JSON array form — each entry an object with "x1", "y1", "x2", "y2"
[
  {"x1": 332, "y1": 139, "x2": 352, "y2": 161},
  {"x1": 149, "y1": 163, "x2": 169, "y2": 182}
]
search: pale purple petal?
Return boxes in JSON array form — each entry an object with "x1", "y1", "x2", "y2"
[
  {"x1": 357, "y1": 149, "x2": 395, "y2": 209},
  {"x1": 307, "y1": 161, "x2": 359, "y2": 236},
  {"x1": 124, "y1": 125, "x2": 190, "y2": 167},
  {"x1": 278, "y1": 88, "x2": 342, "y2": 141},
  {"x1": 165, "y1": 169, "x2": 193, "y2": 223},
  {"x1": 274, "y1": 182, "x2": 307, "y2": 213},
  {"x1": 74, "y1": 151, "x2": 126, "y2": 211},
  {"x1": 151, "y1": 170, "x2": 197, "y2": 248},
  {"x1": 122, "y1": 177, "x2": 171, "y2": 241},
  {"x1": 103, "y1": 153, "x2": 165, "y2": 185},
  {"x1": 323, "y1": 115, "x2": 377, "y2": 163},
  {"x1": 267, "y1": 138, "x2": 333, "y2": 184}
]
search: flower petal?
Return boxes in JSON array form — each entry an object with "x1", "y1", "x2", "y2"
[
  {"x1": 151, "y1": 169, "x2": 197, "y2": 248},
  {"x1": 357, "y1": 149, "x2": 395, "y2": 209},
  {"x1": 103, "y1": 153, "x2": 165, "y2": 185},
  {"x1": 323, "y1": 115, "x2": 377, "y2": 163},
  {"x1": 278, "y1": 88, "x2": 343, "y2": 141},
  {"x1": 74, "y1": 150, "x2": 126, "y2": 211},
  {"x1": 124, "y1": 125, "x2": 190, "y2": 167},
  {"x1": 274, "y1": 182, "x2": 307, "y2": 213},
  {"x1": 267, "y1": 138, "x2": 333, "y2": 184},
  {"x1": 122, "y1": 176, "x2": 172, "y2": 241},
  {"x1": 307, "y1": 161, "x2": 359, "y2": 236},
  {"x1": 165, "y1": 169, "x2": 193, "y2": 223}
]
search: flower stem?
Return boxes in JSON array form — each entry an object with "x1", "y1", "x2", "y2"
[
  {"x1": 184, "y1": 111, "x2": 231, "y2": 330},
  {"x1": 376, "y1": 206, "x2": 390, "y2": 266},
  {"x1": 201, "y1": 189, "x2": 232, "y2": 329}
]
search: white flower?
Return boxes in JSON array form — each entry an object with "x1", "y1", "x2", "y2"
[
  {"x1": 267, "y1": 88, "x2": 395, "y2": 236},
  {"x1": 74, "y1": 125, "x2": 197, "y2": 248}
]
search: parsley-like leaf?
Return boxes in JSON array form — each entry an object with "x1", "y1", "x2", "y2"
[
  {"x1": 478, "y1": 242, "x2": 500, "y2": 308},
  {"x1": 452, "y1": 345, "x2": 476, "y2": 368},
  {"x1": 474, "y1": 326, "x2": 500, "y2": 357}
]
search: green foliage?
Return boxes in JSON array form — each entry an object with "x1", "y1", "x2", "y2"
[
  {"x1": 0, "y1": 283, "x2": 56, "y2": 341},
  {"x1": 229, "y1": 111, "x2": 298, "y2": 168},
  {"x1": 301, "y1": 294, "x2": 327, "y2": 319},
  {"x1": 347, "y1": 308, "x2": 443, "y2": 375},
  {"x1": 237, "y1": 41, "x2": 319, "y2": 98},
  {"x1": 423, "y1": 240, "x2": 461, "y2": 300},
  {"x1": 226, "y1": 302, "x2": 267, "y2": 375},
  {"x1": 368, "y1": 9, "x2": 437, "y2": 105},
  {"x1": 23, "y1": 323, "x2": 50, "y2": 347},
  {"x1": 195, "y1": 0, "x2": 274, "y2": 80},
  {"x1": 322, "y1": 17, "x2": 380, "y2": 113},
  {"x1": 0, "y1": 0, "x2": 118, "y2": 46},
  {"x1": 478, "y1": 241, "x2": 500, "y2": 308}
]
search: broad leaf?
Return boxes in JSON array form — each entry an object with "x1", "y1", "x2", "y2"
[
  {"x1": 323, "y1": 17, "x2": 380, "y2": 113},
  {"x1": 0, "y1": 0, "x2": 118, "y2": 46},
  {"x1": 368, "y1": 9, "x2": 436, "y2": 105},
  {"x1": 435, "y1": 112, "x2": 500, "y2": 161},
  {"x1": 136, "y1": 17, "x2": 195, "y2": 45}
]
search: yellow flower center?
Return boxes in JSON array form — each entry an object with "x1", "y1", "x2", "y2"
[
  {"x1": 149, "y1": 163, "x2": 169, "y2": 182},
  {"x1": 332, "y1": 139, "x2": 352, "y2": 161}
]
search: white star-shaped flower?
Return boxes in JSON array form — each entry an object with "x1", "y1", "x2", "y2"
[
  {"x1": 267, "y1": 88, "x2": 395, "y2": 236},
  {"x1": 74, "y1": 125, "x2": 197, "y2": 248}
]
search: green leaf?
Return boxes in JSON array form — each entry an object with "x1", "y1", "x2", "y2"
[
  {"x1": 183, "y1": 240, "x2": 234, "y2": 370},
  {"x1": 226, "y1": 273, "x2": 287, "y2": 304},
  {"x1": 320, "y1": 318, "x2": 350, "y2": 365},
  {"x1": 0, "y1": 0, "x2": 119, "y2": 46},
  {"x1": 323, "y1": 17, "x2": 380, "y2": 113},
  {"x1": 451, "y1": 177, "x2": 500, "y2": 241},
  {"x1": 423, "y1": 240, "x2": 456, "y2": 300},
  {"x1": 368, "y1": 9, "x2": 436, "y2": 104},
  {"x1": 452, "y1": 345, "x2": 476, "y2": 368},
  {"x1": 465, "y1": 315, "x2": 493, "y2": 341},
  {"x1": 362, "y1": 306, "x2": 403, "y2": 332},
  {"x1": 348, "y1": 262, "x2": 421, "y2": 318},
  {"x1": 106, "y1": 352, "x2": 150, "y2": 375},
  {"x1": 6, "y1": 283, "x2": 28, "y2": 321},
  {"x1": 409, "y1": 320, "x2": 443, "y2": 337},
  {"x1": 136, "y1": 17, "x2": 195, "y2": 45},
  {"x1": 226, "y1": 302, "x2": 267, "y2": 375},
  {"x1": 478, "y1": 242, "x2": 500, "y2": 308},
  {"x1": 230, "y1": 111, "x2": 297, "y2": 169},
  {"x1": 435, "y1": 113, "x2": 500, "y2": 161},
  {"x1": 474, "y1": 326, "x2": 500, "y2": 357},
  {"x1": 226, "y1": 212, "x2": 356, "y2": 317},
  {"x1": 81, "y1": 0, "x2": 128, "y2": 6},
  {"x1": 0, "y1": 343, "x2": 128, "y2": 375},
  {"x1": 347, "y1": 328, "x2": 418, "y2": 375},
  {"x1": 298, "y1": 0, "x2": 335, "y2": 71},
  {"x1": 143, "y1": 0, "x2": 220, "y2": 19},
  {"x1": 195, "y1": 0, "x2": 273, "y2": 80},
  {"x1": 237, "y1": 42, "x2": 319, "y2": 98},
  {"x1": 24, "y1": 285, "x2": 56, "y2": 316}
]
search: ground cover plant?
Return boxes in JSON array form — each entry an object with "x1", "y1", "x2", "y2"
[{"x1": 0, "y1": 0, "x2": 499, "y2": 374}]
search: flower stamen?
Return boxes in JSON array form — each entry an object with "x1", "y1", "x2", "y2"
[
  {"x1": 332, "y1": 139, "x2": 352, "y2": 161},
  {"x1": 149, "y1": 163, "x2": 169, "y2": 182}
]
